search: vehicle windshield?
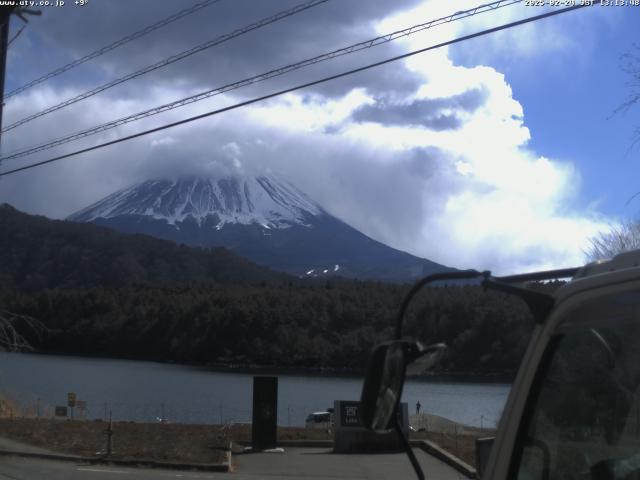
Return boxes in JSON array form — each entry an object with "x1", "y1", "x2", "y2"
[
  {"x1": 0, "y1": 1, "x2": 637, "y2": 479},
  {"x1": 513, "y1": 291, "x2": 640, "y2": 479}
]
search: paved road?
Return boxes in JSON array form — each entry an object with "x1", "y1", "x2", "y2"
[
  {"x1": 0, "y1": 436, "x2": 69, "y2": 456},
  {"x1": 0, "y1": 457, "x2": 219, "y2": 480},
  {"x1": 234, "y1": 447, "x2": 467, "y2": 479},
  {"x1": 0, "y1": 447, "x2": 467, "y2": 480}
]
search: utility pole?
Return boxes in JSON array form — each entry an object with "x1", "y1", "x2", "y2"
[
  {"x1": 0, "y1": 7, "x2": 13, "y2": 148},
  {"x1": 0, "y1": 7, "x2": 40, "y2": 150},
  {"x1": 106, "y1": 410, "x2": 113, "y2": 457}
]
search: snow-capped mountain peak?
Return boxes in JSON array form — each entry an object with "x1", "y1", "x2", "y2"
[
  {"x1": 67, "y1": 172, "x2": 454, "y2": 282},
  {"x1": 68, "y1": 175, "x2": 324, "y2": 229}
]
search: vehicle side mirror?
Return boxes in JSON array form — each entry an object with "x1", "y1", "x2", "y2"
[
  {"x1": 360, "y1": 340, "x2": 446, "y2": 432},
  {"x1": 360, "y1": 341, "x2": 406, "y2": 432}
]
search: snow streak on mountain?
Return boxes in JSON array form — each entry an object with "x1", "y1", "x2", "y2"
[
  {"x1": 68, "y1": 173, "x2": 454, "y2": 282},
  {"x1": 69, "y1": 175, "x2": 323, "y2": 229}
]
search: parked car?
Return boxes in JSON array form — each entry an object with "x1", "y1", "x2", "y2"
[{"x1": 305, "y1": 411, "x2": 333, "y2": 429}]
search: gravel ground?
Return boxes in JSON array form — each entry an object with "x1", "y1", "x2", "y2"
[
  {"x1": 0, "y1": 418, "x2": 230, "y2": 464},
  {"x1": 0, "y1": 418, "x2": 485, "y2": 467},
  {"x1": 410, "y1": 428, "x2": 497, "y2": 467},
  {"x1": 0, "y1": 418, "x2": 334, "y2": 464}
]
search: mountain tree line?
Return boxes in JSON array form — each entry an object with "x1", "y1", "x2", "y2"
[
  {"x1": 0, "y1": 204, "x2": 287, "y2": 290},
  {"x1": 1, "y1": 203, "x2": 555, "y2": 377},
  {"x1": 1, "y1": 281, "x2": 540, "y2": 377}
]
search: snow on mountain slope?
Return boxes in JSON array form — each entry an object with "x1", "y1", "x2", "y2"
[
  {"x1": 68, "y1": 175, "x2": 324, "y2": 229},
  {"x1": 68, "y1": 173, "x2": 455, "y2": 282}
]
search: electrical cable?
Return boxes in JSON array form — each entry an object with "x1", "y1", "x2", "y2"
[
  {"x1": 0, "y1": 3, "x2": 595, "y2": 178},
  {"x1": 0, "y1": 0, "x2": 522, "y2": 163},
  {"x1": 0, "y1": 0, "x2": 328, "y2": 134},
  {"x1": 7, "y1": 22, "x2": 26, "y2": 47}
]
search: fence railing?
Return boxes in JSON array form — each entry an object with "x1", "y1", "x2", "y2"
[{"x1": 0, "y1": 392, "x2": 333, "y2": 427}]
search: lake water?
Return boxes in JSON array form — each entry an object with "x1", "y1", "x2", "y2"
[{"x1": 0, "y1": 352, "x2": 510, "y2": 428}]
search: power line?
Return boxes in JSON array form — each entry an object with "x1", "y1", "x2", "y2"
[
  {"x1": 0, "y1": 3, "x2": 594, "y2": 178},
  {"x1": 7, "y1": 23, "x2": 26, "y2": 47},
  {"x1": 0, "y1": 0, "x2": 523, "y2": 163},
  {"x1": 0, "y1": 0, "x2": 329, "y2": 134},
  {"x1": 4, "y1": 0, "x2": 224, "y2": 101}
]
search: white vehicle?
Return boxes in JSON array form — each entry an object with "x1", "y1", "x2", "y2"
[
  {"x1": 360, "y1": 250, "x2": 640, "y2": 480},
  {"x1": 305, "y1": 410, "x2": 333, "y2": 429}
]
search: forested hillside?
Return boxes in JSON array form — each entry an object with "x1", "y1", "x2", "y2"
[
  {"x1": 2, "y1": 281, "x2": 540, "y2": 377},
  {"x1": 0, "y1": 204, "x2": 287, "y2": 289},
  {"x1": 1, "y1": 203, "x2": 553, "y2": 378}
]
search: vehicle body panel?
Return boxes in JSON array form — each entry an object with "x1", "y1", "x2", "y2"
[{"x1": 483, "y1": 254, "x2": 640, "y2": 479}]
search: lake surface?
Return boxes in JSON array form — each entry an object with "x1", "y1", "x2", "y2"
[{"x1": 0, "y1": 352, "x2": 510, "y2": 428}]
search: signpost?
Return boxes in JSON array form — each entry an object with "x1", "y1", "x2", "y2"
[
  {"x1": 55, "y1": 406, "x2": 68, "y2": 418},
  {"x1": 339, "y1": 400, "x2": 362, "y2": 427},
  {"x1": 76, "y1": 400, "x2": 87, "y2": 419},
  {"x1": 251, "y1": 376, "x2": 278, "y2": 450},
  {"x1": 67, "y1": 392, "x2": 76, "y2": 420},
  {"x1": 333, "y1": 400, "x2": 409, "y2": 453}
]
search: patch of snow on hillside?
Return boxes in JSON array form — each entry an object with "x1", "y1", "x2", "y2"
[{"x1": 68, "y1": 174, "x2": 326, "y2": 230}]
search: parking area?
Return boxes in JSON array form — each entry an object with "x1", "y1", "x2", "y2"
[{"x1": 234, "y1": 447, "x2": 468, "y2": 480}]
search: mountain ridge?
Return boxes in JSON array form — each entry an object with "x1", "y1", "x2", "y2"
[
  {"x1": 67, "y1": 173, "x2": 455, "y2": 282},
  {"x1": 0, "y1": 202, "x2": 288, "y2": 290}
]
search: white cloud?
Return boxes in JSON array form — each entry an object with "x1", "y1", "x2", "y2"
[
  {"x1": 247, "y1": 89, "x2": 372, "y2": 131},
  {"x1": 151, "y1": 136, "x2": 177, "y2": 147},
  {"x1": 232, "y1": 35, "x2": 610, "y2": 274}
]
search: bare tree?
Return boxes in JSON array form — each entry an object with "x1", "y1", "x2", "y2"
[
  {"x1": 588, "y1": 48, "x2": 640, "y2": 261},
  {"x1": 585, "y1": 222, "x2": 640, "y2": 262},
  {"x1": 0, "y1": 310, "x2": 45, "y2": 352},
  {"x1": 616, "y1": 44, "x2": 640, "y2": 149}
]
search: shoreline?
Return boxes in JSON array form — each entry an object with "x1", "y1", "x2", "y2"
[
  {"x1": 199, "y1": 363, "x2": 514, "y2": 384},
  {"x1": 8, "y1": 350, "x2": 514, "y2": 384}
]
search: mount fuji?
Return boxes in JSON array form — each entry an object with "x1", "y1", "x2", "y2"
[{"x1": 68, "y1": 174, "x2": 453, "y2": 282}]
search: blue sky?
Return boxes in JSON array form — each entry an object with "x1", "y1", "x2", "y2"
[
  {"x1": 0, "y1": 1, "x2": 639, "y2": 273},
  {"x1": 451, "y1": 6, "x2": 640, "y2": 219}
]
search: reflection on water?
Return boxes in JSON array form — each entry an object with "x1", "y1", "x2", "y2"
[{"x1": 1, "y1": 352, "x2": 509, "y2": 427}]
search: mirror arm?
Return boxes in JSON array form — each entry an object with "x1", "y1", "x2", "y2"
[
  {"x1": 481, "y1": 279, "x2": 555, "y2": 324},
  {"x1": 394, "y1": 270, "x2": 490, "y2": 339},
  {"x1": 394, "y1": 417, "x2": 425, "y2": 480}
]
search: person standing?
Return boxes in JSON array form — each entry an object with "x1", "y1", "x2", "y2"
[{"x1": 416, "y1": 401, "x2": 421, "y2": 415}]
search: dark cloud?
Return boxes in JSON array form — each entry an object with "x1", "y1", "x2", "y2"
[
  {"x1": 0, "y1": 91, "x2": 461, "y2": 255},
  {"x1": 405, "y1": 147, "x2": 450, "y2": 178},
  {"x1": 356, "y1": 106, "x2": 462, "y2": 130},
  {"x1": 351, "y1": 87, "x2": 488, "y2": 129},
  {"x1": 8, "y1": 0, "x2": 426, "y2": 101},
  {"x1": 0, "y1": 93, "x2": 600, "y2": 274}
]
